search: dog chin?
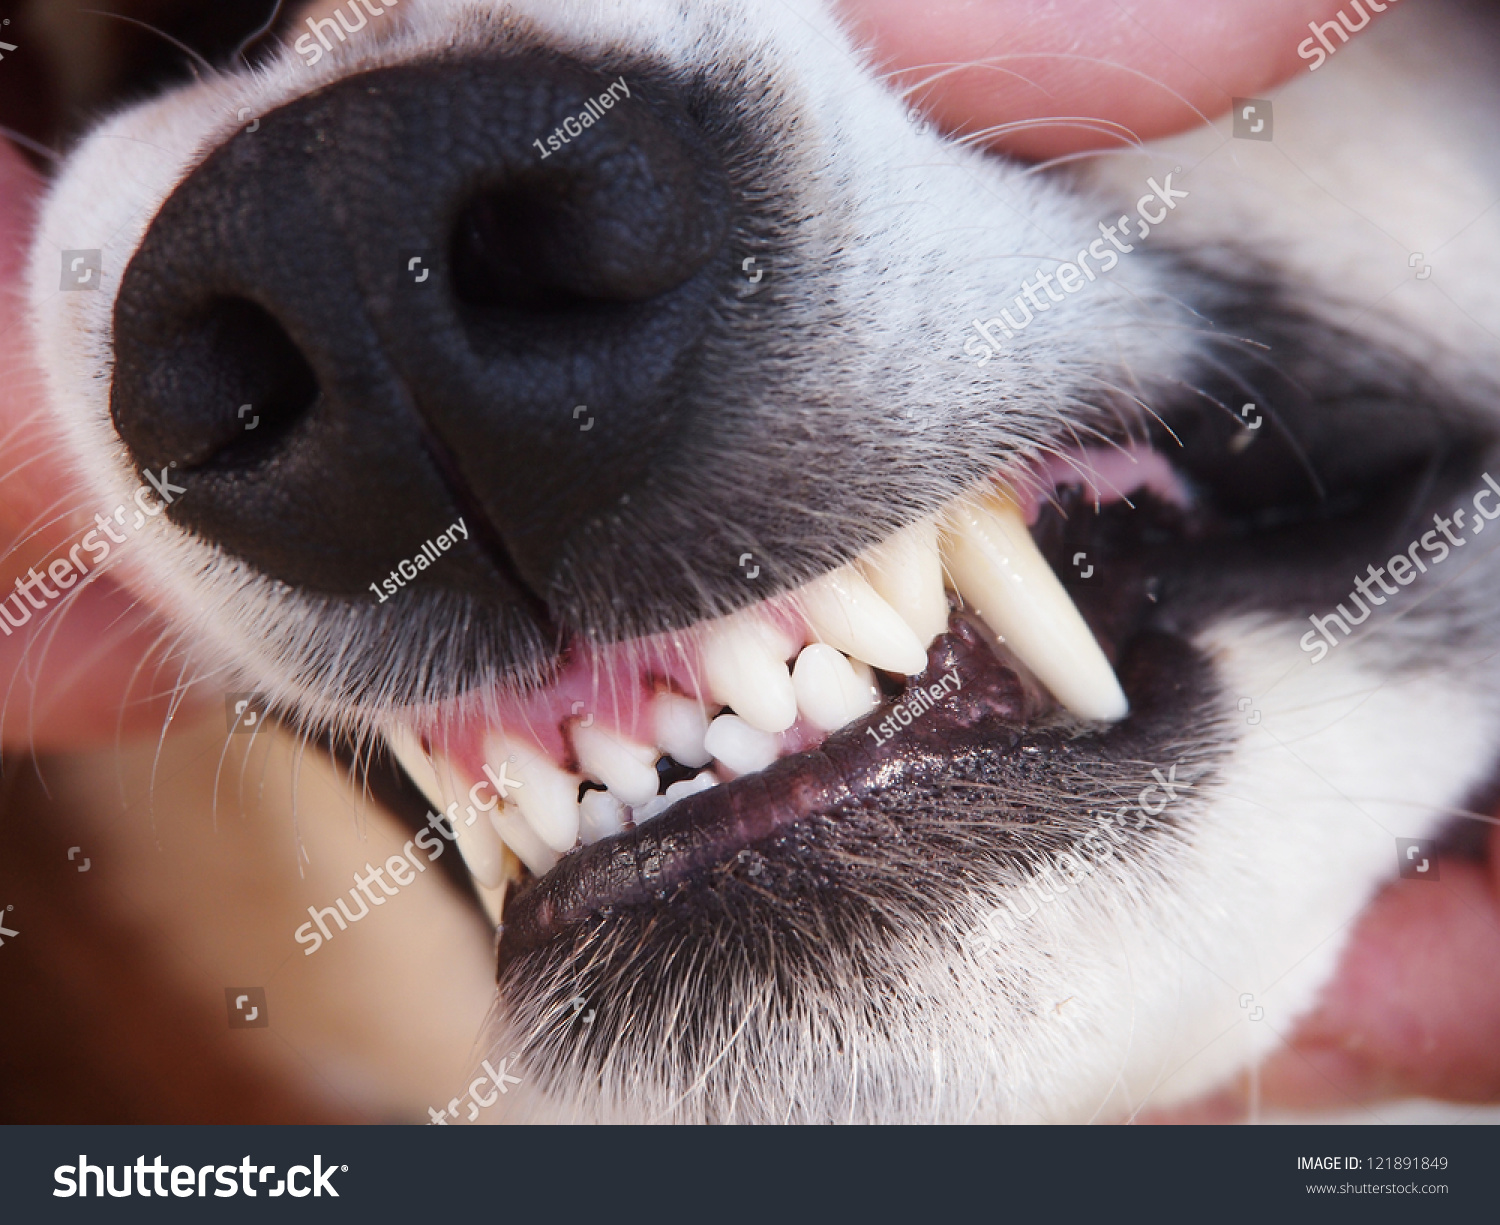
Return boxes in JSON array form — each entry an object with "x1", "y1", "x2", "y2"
[{"x1": 24, "y1": 0, "x2": 1500, "y2": 1121}]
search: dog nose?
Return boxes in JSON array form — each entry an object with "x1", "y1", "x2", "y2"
[{"x1": 110, "y1": 56, "x2": 731, "y2": 603}]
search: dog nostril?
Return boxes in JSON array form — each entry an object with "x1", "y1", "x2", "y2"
[
  {"x1": 113, "y1": 296, "x2": 319, "y2": 471},
  {"x1": 450, "y1": 171, "x2": 720, "y2": 311},
  {"x1": 110, "y1": 54, "x2": 737, "y2": 606},
  {"x1": 450, "y1": 187, "x2": 603, "y2": 312}
]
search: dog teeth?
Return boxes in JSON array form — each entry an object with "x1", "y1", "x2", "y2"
[
  {"x1": 857, "y1": 519, "x2": 950, "y2": 645},
  {"x1": 941, "y1": 488, "x2": 1128, "y2": 721},
  {"x1": 652, "y1": 692, "x2": 715, "y2": 767},
  {"x1": 490, "y1": 807, "x2": 561, "y2": 877},
  {"x1": 791, "y1": 642, "x2": 880, "y2": 731},
  {"x1": 384, "y1": 727, "x2": 510, "y2": 888},
  {"x1": 800, "y1": 566, "x2": 929, "y2": 676},
  {"x1": 703, "y1": 712, "x2": 780, "y2": 775},
  {"x1": 389, "y1": 477, "x2": 1129, "y2": 889},
  {"x1": 572, "y1": 723, "x2": 660, "y2": 807},
  {"x1": 631, "y1": 769, "x2": 719, "y2": 825},
  {"x1": 579, "y1": 788, "x2": 625, "y2": 843},
  {"x1": 701, "y1": 612, "x2": 800, "y2": 734},
  {"x1": 487, "y1": 735, "x2": 582, "y2": 854}
]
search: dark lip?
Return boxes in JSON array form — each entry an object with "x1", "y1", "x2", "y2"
[{"x1": 497, "y1": 615, "x2": 1049, "y2": 970}]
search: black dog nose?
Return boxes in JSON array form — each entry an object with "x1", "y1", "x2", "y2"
[{"x1": 111, "y1": 56, "x2": 731, "y2": 606}]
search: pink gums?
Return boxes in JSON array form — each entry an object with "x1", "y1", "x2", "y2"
[{"x1": 427, "y1": 444, "x2": 1185, "y2": 785}]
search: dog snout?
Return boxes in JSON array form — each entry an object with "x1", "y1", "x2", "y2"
[{"x1": 109, "y1": 55, "x2": 731, "y2": 602}]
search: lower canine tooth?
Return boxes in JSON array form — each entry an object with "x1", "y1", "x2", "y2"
[
  {"x1": 942, "y1": 488, "x2": 1128, "y2": 721},
  {"x1": 490, "y1": 806, "x2": 561, "y2": 877},
  {"x1": 791, "y1": 643, "x2": 880, "y2": 731},
  {"x1": 800, "y1": 566, "x2": 929, "y2": 675},
  {"x1": 652, "y1": 692, "x2": 714, "y2": 767},
  {"x1": 701, "y1": 613, "x2": 799, "y2": 734},
  {"x1": 572, "y1": 723, "x2": 660, "y2": 807},
  {"x1": 703, "y1": 712, "x2": 780, "y2": 775},
  {"x1": 857, "y1": 519, "x2": 950, "y2": 646},
  {"x1": 485, "y1": 735, "x2": 581, "y2": 854}
]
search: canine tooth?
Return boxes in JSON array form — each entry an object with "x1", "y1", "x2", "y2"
[
  {"x1": 579, "y1": 789, "x2": 625, "y2": 843},
  {"x1": 490, "y1": 807, "x2": 561, "y2": 877},
  {"x1": 383, "y1": 730, "x2": 511, "y2": 887},
  {"x1": 446, "y1": 799, "x2": 508, "y2": 889},
  {"x1": 792, "y1": 643, "x2": 880, "y2": 731},
  {"x1": 573, "y1": 723, "x2": 660, "y2": 806},
  {"x1": 486, "y1": 736, "x2": 581, "y2": 854},
  {"x1": 383, "y1": 725, "x2": 445, "y2": 810},
  {"x1": 858, "y1": 520, "x2": 950, "y2": 645},
  {"x1": 703, "y1": 713, "x2": 780, "y2": 775},
  {"x1": 700, "y1": 613, "x2": 799, "y2": 734},
  {"x1": 942, "y1": 489, "x2": 1128, "y2": 721},
  {"x1": 800, "y1": 566, "x2": 928, "y2": 675},
  {"x1": 652, "y1": 692, "x2": 715, "y2": 767}
]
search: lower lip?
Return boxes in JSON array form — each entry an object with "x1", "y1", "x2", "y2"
[{"x1": 497, "y1": 615, "x2": 1043, "y2": 967}]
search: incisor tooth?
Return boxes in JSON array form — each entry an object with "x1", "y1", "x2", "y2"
[
  {"x1": 652, "y1": 692, "x2": 715, "y2": 767},
  {"x1": 700, "y1": 613, "x2": 799, "y2": 734},
  {"x1": 485, "y1": 735, "x2": 581, "y2": 854},
  {"x1": 857, "y1": 520, "x2": 950, "y2": 646},
  {"x1": 942, "y1": 489, "x2": 1128, "y2": 721},
  {"x1": 703, "y1": 712, "x2": 780, "y2": 775},
  {"x1": 579, "y1": 789, "x2": 625, "y2": 843},
  {"x1": 573, "y1": 723, "x2": 660, "y2": 806},
  {"x1": 792, "y1": 643, "x2": 880, "y2": 731},
  {"x1": 490, "y1": 806, "x2": 561, "y2": 877},
  {"x1": 800, "y1": 566, "x2": 928, "y2": 675}
]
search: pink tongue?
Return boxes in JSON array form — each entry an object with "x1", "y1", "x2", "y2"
[{"x1": 1016, "y1": 445, "x2": 1190, "y2": 524}]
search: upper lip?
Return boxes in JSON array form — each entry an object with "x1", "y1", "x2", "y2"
[{"x1": 386, "y1": 448, "x2": 1170, "y2": 933}]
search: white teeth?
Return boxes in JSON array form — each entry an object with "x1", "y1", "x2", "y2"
[
  {"x1": 489, "y1": 806, "x2": 561, "y2": 877},
  {"x1": 631, "y1": 771, "x2": 717, "y2": 825},
  {"x1": 703, "y1": 712, "x2": 780, "y2": 776},
  {"x1": 446, "y1": 793, "x2": 508, "y2": 889},
  {"x1": 652, "y1": 692, "x2": 715, "y2": 767},
  {"x1": 572, "y1": 722, "x2": 660, "y2": 806},
  {"x1": 800, "y1": 565, "x2": 929, "y2": 676},
  {"x1": 700, "y1": 612, "x2": 799, "y2": 734},
  {"x1": 942, "y1": 488, "x2": 1128, "y2": 721},
  {"x1": 383, "y1": 727, "x2": 511, "y2": 888},
  {"x1": 665, "y1": 770, "x2": 718, "y2": 803},
  {"x1": 791, "y1": 643, "x2": 880, "y2": 731},
  {"x1": 579, "y1": 788, "x2": 626, "y2": 843},
  {"x1": 485, "y1": 735, "x2": 581, "y2": 854},
  {"x1": 857, "y1": 519, "x2": 950, "y2": 646}
]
